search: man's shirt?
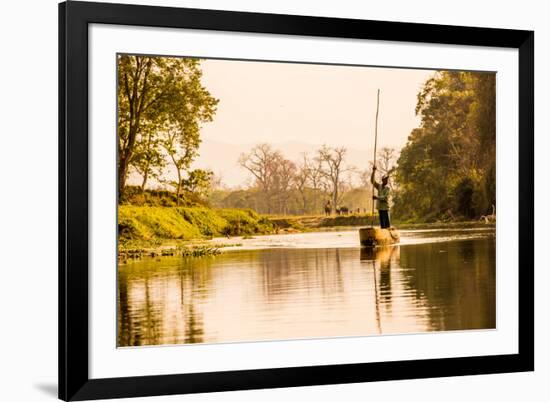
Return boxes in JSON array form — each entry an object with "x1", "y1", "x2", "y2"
[{"x1": 373, "y1": 182, "x2": 390, "y2": 211}]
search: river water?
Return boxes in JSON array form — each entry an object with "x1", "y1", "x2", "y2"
[{"x1": 118, "y1": 227, "x2": 496, "y2": 347}]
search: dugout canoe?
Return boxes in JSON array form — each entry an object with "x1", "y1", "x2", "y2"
[{"x1": 359, "y1": 227, "x2": 400, "y2": 247}]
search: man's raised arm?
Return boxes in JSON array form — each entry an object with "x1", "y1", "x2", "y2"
[{"x1": 371, "y1": 166, "x2": 379, "y2": 189}]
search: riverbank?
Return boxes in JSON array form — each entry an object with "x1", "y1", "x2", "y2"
[
  {"x1": 118, "y1": 205, "x2": 274, "y2": 259},
  {"x1": 267, "y1": 214, "x2": 494, "y2": 231},
  {"x1": 118, "y1": 206, "x2": 495, "y2": 260},
  {"x1": 119, "y1": 241, "x2": 245, "y2": 263},
  {"x1": 119, "y1": 205, "x2": 274, "y2": 240}
]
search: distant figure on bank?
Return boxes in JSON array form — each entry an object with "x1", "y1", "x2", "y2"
[
  {"x1": 337, "y1": 206, "x2": 349, "y2": 215},
  {"x1": 324, "y1": 200, "x2": 332, "y2": 216},
  {"x1": 370, "y1": 166, "x2": 391, "y2": 229}
]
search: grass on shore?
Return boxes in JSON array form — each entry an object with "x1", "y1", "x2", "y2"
[
  {"x1": 118, "y1": 205, "x2": 274, "y2": 246},
  {"x1": 118, "y1": 206, "x2": 494, "y2": 262}
]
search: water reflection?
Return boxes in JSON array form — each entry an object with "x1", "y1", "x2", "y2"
[
  {"x1": 360, "y1": 246, "x2": 399, "y2": 333},
  {"x1": 398, "y1": 239, "x2": 496, "y2": 331},
  {"x1": 118, "y1": 235, "x2": 495, "y2": 347}
]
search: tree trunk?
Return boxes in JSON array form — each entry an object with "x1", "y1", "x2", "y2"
[
  {"x1": 176, "y1": 168, "x2": 182, "y2": 206},
  {"x1": 118, "y1": 155, "x2": 129, "y2": 199},
  {"x1": 118, "y1": 123, "x2": 138, "y2": 198},
  {"x1": 141, "y1": 172, "x2": 148, "y2": 193},
  {"x1": 140, "y1": 170, "x2": 149, "y2": 205},
  {"x1": 140, "y1": 160, "x2": 150, "y2": 194},
  {"x1": 332, "y1": 181, "x2": 338, "y2": 213},
  {"x1": 264, "y1": 190, "x2": 271, "y2": 214}
]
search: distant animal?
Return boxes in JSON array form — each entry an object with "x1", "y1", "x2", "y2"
[
  {"x1": 336, "y1": 206, "x2": 349, "y2": 215},
  {"x1": 324, "y1": 201, "x2": 332, "y2": 216}
]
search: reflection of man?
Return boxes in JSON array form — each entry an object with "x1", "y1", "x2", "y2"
[{"x1": 370, "y1": 166, "x2": 391, "y2": 229}]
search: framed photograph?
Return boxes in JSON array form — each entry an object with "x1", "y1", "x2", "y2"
[{"x1": 59, "y1": 1, "x2": 534, "y2": 400}]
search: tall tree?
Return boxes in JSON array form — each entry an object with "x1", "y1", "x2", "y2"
[
  {"x1": 182, "y1": 169, "x2": 214, "y2": 198},
  {"x1": 377, "y1": 147, "x2": 398, "y2": 178},
  {"x1": 161, "y1": 60, "x2": 218, "y2": 206},
  {"x1": 373, "y1": 147, "x2": 398, "y2": 192},
  {"x1": 317, "y1": 145, "x2": 349, "y2": 212},
  {"x1": 238, "y1": 143, "x2": 282, "y2": 213},
  {"x1": 273, "y1": 158, "x2": 297, "y2": 215},
  {"x1": 130, "y1": 129, "x2": 165, "y2": 194},
  {"x1": 162, "y1": 123, "x2": 200, "y2": 205},
  {"x1": 294, "y1": 154, "x2": 311, "y2": 214},
  {"x1": 306, "y1": 155, "x2": 326, "y2": 213},
  {"x1": 117, "y1": 55, "x2": 217, "y2": 197}
]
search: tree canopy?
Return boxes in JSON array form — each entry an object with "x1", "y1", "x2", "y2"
[
  {"x1": 393, "y1": 71, "x2": 496, "y2": 222},
  {"x1": 117, "y1": 55, "x2": 218, "y2": 199}
]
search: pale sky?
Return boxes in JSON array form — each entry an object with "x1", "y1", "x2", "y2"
[
  {"x1": 129, "y1": 59, "x2": 436, "y2": 188},
  {"x1": 199, "y1": 59, "x2": 435, "y2": 150}
]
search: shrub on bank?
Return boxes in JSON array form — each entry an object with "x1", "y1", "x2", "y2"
[{"x1": 216, "y1": 208, "x2": 274, "y2": 236}]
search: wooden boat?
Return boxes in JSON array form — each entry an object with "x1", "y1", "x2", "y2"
[{"x1": 359, "y1": 227, "x2": 400, "y2": 247}]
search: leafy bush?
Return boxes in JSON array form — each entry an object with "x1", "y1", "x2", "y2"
[
  {"x1": 216, "y1": 208, "x2": 274, "y2": 236},
  {"x1": 119, "y1": 186, "x2": 209, "y2": 208}
]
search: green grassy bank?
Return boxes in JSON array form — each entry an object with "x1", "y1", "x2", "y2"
[
  {"x1": 119, "y1": 206, "x2": 274, "y2": 245},
  {"x1": 119, "y1": 207, "x2": 494, "y2": 256}
]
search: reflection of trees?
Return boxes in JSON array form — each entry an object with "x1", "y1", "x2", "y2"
[
  {"x1": 398, "y1": 239, "x2": 496, "y2": 331},
  {"x1": 258, "y1": 248, "x2": 345, "y2": 306},
  {"x1": 142, "y1": 277, "x2": 161, "y2": 345},
  {"x1": 117, "y1": 269, "x2": 131, "y2": 346},
  {"x1": 179, "y1": 262, "x2": 208, "y2": 345},
  {"x1": 117, "y1": 238, "x2": 496, "y2": 346},
  {"x1": 117, "y1": 271, "x2": 162, "y2": 346},
  {"x1": 117, "y1": 257, "x2": 215, "y2": 347},
  {"x1": 183, "y1": 303, "x2": 204, "y2": 344}
]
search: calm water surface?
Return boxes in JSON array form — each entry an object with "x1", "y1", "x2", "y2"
[{"x1": 118, "y1": 228, "x2": 495, "y2": 346}]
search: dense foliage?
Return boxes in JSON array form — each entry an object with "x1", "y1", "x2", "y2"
[
  {"x1": 117, "y1": 55, "x2": 218, "y2": 202},
  {"x1": 393, "y1": 71, "x2": 496, "y2": 222}
]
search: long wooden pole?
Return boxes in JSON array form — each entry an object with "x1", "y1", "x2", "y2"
[{"x1": 371, "y1": 89, "x2": 380, "y2": 227}]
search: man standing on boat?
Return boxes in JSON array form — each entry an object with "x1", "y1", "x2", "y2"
[{"x1": 370, "y1": 166, "x2": 391, "y2": 229}]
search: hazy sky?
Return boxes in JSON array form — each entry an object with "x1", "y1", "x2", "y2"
[
  {"x1": 128, "y1": 59, "x2": 436, "y2": 188},
  {"x1": 199, "y1": 59, "x2": 435, "y2": 150}
]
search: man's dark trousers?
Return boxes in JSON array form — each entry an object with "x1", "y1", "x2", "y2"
[{"x1": 379, "y1": 210, "x2": 390, "y2": 229}]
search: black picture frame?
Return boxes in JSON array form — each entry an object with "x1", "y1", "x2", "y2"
[{"x1": 59, "y1": 1, "x2": 534, "y2": 400}]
